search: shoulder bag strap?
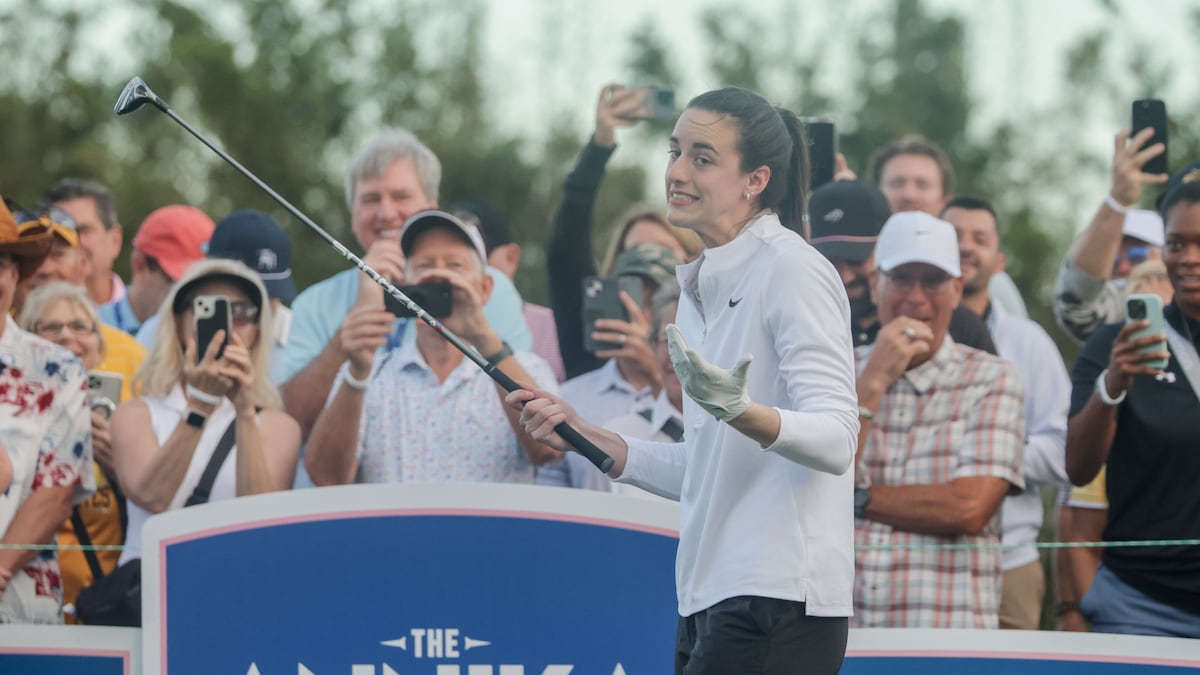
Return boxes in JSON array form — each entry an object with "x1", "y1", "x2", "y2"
[
  {"x1": 69, "y1": 506, "x2": 105, "y2": 580},
  {"x1": 1165, "y1": 322, "x2": 1200, "y2": 402},
  {"x1": 184, "y1": 420, "x2": 238, "y2": 507}
]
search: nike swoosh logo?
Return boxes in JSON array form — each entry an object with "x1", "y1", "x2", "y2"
[{"x1": 729, "y1": 297, "x2": 743, "y2": 307}]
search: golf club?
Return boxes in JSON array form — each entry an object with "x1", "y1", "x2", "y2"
[{"x1": 114, "y1": 76, "x2": 614, "y2": 474}]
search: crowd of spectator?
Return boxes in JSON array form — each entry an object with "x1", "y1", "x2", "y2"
[{"x1": 0, "y1": 82, "x2": 1196, "y2": 643}]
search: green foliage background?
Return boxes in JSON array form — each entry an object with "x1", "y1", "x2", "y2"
[{"x1": 2, "y1": 0, "x2": 1199, "y2": 364}]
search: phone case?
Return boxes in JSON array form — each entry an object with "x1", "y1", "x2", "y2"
[
  {"x1": 194, "y1": 295, "x2": 231, "y2": 363},
  {"x1": 1126, "y1": 293, "x2": 1168, "y2": 371},
  {"x1": 1132, "y1": 99, "x2": 1168, "y2": 176},
  {"x1": 804, "y1": 119, "x2": 838, "y2": 189},
  {"x1": 87, "y1": 370, "x2": 124, "y2": 405},
  {"x1": 582, "y1": 276, "x2": 630, "y2": 352},
  {"x1": 384, "y1": 282, "x2": 454, "y2": 318}
]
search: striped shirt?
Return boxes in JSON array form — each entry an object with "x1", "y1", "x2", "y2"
[{"x1": 853, "y1": 337, "x2": 1025, "y2": 628}]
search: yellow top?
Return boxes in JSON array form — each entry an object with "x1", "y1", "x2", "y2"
[
  {"x1": 59, "y1": 325, "x2": 146, "y2": 619},
  {"x1": 1068, "y1": 466, "x2": 1108, "y2": 510}
]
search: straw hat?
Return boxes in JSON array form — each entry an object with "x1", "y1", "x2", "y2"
[{"x1": 0, "y1": 198, "x2": 53, "y2": 280}]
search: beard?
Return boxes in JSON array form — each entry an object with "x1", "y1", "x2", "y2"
[{"x1": 845, "y1": 276, "x2": 876, "y2": 323}]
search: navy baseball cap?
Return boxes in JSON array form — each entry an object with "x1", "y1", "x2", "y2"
[
  {"x1": 206, "y1": 209, "x2": 296, "y2": 303},
  {"x1": 808, "y1": 180, "x2": 892, "y2": 262}
]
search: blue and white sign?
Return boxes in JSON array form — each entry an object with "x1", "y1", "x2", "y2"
[
  {"x1": 0, "y1": 624, "x2": 140, "y2": 674},
  {"x1": 140, "y1": 483, "x2": 681, "y2": 675}
]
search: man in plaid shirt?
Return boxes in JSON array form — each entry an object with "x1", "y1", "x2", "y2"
[{"x1": 851, "y1": 211, "x2": 1025, "y2": 628}]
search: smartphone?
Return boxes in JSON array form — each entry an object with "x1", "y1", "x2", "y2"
[
  {"x1": 87, "y1": 371, "x2": 123, "y2": 420},
  {"x1": 383, "y1": 282, "x2": 454, "y2": 319},
  {"x1": 803, "y1": 119, "x2": 837, "y2": 189},
  {"x1": 621, "y1": 86, "x2": 676, "y2": 121},
  {"x1": 193, "y1": 294, "x2": 231, "y2": 363},
  {"x1": 582, "y1": 276, "x2": 643, "y2": 352},
  {"x1": 1132, "y1": 99, "x2": 1168, "y2": 176},
  {"x1": 1125, "y1": 293, "x2": 1168, "y2": 371}
]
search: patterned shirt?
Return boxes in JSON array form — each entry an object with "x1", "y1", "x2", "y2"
[
  {"x1": 354, "y1": 337, "x2": 557, "y2": 484},
  {"x1": 0, "y1": 316, "x2": 94, "y2": 624},
  {"x1": 853, "y1": 337, "x2": 1025, "y2": 629}
]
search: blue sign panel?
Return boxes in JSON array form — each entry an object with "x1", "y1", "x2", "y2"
[
  {"x1": 143, "y1": 485, "x2": 681, "y2": 675},
  {"x1": 0, "y1": 653, "x2": 126, "y2": 675}
]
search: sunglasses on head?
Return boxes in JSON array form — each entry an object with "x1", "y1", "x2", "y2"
[{"x1": 15, "y1": 206, "x2": 79, "y2": 233}]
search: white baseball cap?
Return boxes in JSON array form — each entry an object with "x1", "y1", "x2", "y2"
[
  {"x1": 875, "y1": 211, "x2": 962, "y2": 278},
  {"x1": 400, "y1": 209, "x2": 489, "y2": 263},
  {"x1": 1122, "y1": 209, "x2": 1165, "y2": 247}
]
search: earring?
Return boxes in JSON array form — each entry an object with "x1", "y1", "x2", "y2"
[{"x1": 744, "y1": 191, "x2": 751, "y2": 200}]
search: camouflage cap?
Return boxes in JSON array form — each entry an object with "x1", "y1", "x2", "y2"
[{"x1": 612, "y1": 243, "x2": 681, "y2": 287}]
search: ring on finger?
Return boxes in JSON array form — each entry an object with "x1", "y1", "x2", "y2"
[
  {"x1": 902, "y1": 326, "x2": 918, "y2": 341},
  {"x1": 619, "y1": 333, "x2": 627, "y2": 345}
]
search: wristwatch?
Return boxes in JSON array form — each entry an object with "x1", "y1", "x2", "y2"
[
  {"x1": 185, "y1": 409, "x2": 208, "y2": 428},
  {"x1": 483, "y1": 341, "x2": 513, "y2": 365},
  {"x1": 854, "y1": 486, "x2": 871, "y2": 519}
]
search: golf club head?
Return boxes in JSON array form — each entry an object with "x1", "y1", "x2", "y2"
[{"x1": 114, "y1": 76, "x2": 162, "y2": 115}]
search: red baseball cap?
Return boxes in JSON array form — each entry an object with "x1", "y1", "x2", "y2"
[{"x1": 132, "y1": 205, "x2": 215, "y2": 281}]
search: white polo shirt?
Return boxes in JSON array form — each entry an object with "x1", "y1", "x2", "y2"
[{"x1": 618, "y1": 211, "x2": 859, "y2": 618}]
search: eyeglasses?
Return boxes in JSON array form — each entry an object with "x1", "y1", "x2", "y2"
[
  {"x1": 883, "y1": 270, "x2": 954, "y2": 294},
  {"x1": 35, "y1": 320, "x2": 96, "y2": 337},
  {"x1": 230, "y1": 302, "x2": 260, "y2": 326}
]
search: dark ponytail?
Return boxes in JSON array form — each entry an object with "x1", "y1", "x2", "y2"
[
  {"x1": 775, "y1": 107, "x2": 810, "y2": 239},
  {"x1": 687, "y1": 88, "x2": 810, "y2": 237}
]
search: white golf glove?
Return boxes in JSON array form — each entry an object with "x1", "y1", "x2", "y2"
[{"x1": 665, "y1": 324, "x2": 753, "y2": 423}]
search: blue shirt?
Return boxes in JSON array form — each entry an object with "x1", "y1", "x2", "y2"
[
  {"x1": 278, "y1": 266, "x2": 532, "y2": 384},
  {"x1": 99, "y1": 295, "x2": 141, "y2": 336}
]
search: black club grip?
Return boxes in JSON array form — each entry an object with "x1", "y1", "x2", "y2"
[{"x1": 486, "y1": 363, "x2": 615, "y2": 473}]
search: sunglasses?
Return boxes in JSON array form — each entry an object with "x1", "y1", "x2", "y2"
[
  {"x1": 230, "y1": 301, "x2": 260, "y2": 326},
  {"x1": 177, "y1": 298, "x2": 261, "y2": 326},
  {"x1": 1115, "y1": 246, "x2": 1150, "y2": 267}
]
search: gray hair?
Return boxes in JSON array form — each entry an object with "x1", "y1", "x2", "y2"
[
  {"x1": 344, "y1": 128, "x2": 441, "y2": 210},
  {"x1": 649, "y1": 279, "x2": 681, "y2": 341},
  {"x1": 40, "y1": 178, "x2": 119, "y2": 230}
]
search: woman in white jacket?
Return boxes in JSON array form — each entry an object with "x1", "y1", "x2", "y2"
[{"x1": 508, "y1": 87, "x2": 859, "y2": 674}]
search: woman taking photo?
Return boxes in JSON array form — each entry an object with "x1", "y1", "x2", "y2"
[
  {"x1": 17, "y1": 282, "x2": 130, "y2": 619},
  {"x1": 112, "y1": 259, "x2": 300, "y2": 566},
  {"x1": 509, "y1": 88, "x2": 858, "y2": 673}
]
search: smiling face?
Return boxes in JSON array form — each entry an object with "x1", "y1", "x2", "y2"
[
  {"x1": 944, "y1": 206, "x2": 1005, "y2": 298},
  {"x1": 665, "y1": 108, "x2": 767, "y2": 245},
  {"x1": 351, "y1": 157, "x2": 435, "y2": 250},
  {"x1": 32, "y1": 297, "x2": 103, "y2": 369},
  {"x1": 1163, "y1": 201, "x2": 1200, "y2": 317}
]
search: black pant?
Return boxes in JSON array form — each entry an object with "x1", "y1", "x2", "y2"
[{"x1": 675, "y1": 596, "x2": 848, "y2": 675}]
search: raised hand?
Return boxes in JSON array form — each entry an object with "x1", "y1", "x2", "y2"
[{"x1": 665, "y1": 324, "x2": 752, "y2": 422}]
